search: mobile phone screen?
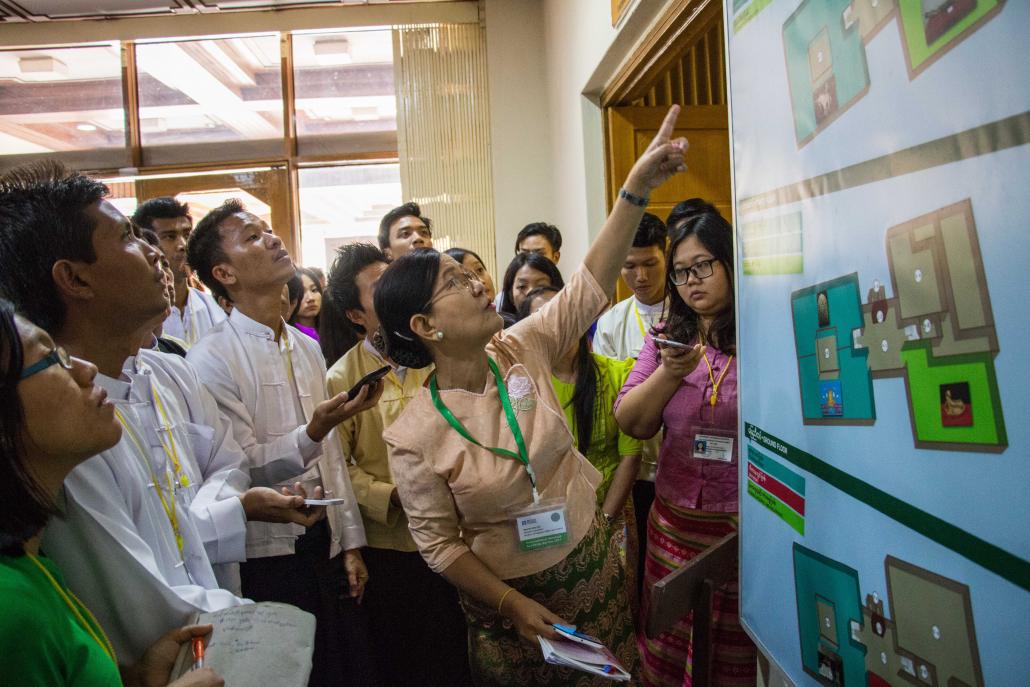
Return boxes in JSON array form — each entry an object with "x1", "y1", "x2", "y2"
[{"x1": 346, "y1": 365, "x2": 391, "y2": 399}]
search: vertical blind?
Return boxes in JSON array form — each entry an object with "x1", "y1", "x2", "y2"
[{"x1": 392, "y1": 23, "x2": 497, "y2": 276}]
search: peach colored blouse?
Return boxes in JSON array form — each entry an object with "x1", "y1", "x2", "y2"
[{"x1": 383, "y1": 265, "x2": 607, "y2": 580}]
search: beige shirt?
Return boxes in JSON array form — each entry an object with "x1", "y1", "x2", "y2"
[
  {"x1": 383, "y1": 265, "x2": 607, "y2": 580},
  {"x1": 327, "y1": 340, "x2": 432, "y2": 552}
]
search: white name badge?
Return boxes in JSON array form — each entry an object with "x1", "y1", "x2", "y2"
[
  {"x1": 692, "y1": 433, "x2": 734, "y2": 462},
  {"x1": 510, "y1": 499, "x2": 570, "y2": 552}
]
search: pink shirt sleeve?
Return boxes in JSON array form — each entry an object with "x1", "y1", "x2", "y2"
[
  {"x1": 615, "y1": 333, "x2": 661, "y2": 412},
  {"x1": 501, "y1": 265, "x2": 608, "y2": 371},
  {"x1": 387, "y1": 438, "x2": 470, "y2": 573}
]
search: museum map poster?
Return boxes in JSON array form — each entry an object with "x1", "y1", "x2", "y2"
[{"x1": 724, "y1": 1, "x2": 1028, "y2": 685}]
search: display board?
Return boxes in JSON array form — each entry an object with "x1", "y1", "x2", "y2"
[{"x1": 725, "y1": 1, "x2": 1029, "y2": 685}]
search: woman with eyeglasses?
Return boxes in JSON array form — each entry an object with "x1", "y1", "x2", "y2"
[
  {"x1": 0, "y1": 299, "x2": 223, "y2": 687},
  {"x1": 614, "y1": 201, "x2": 756, "y2": 687},
  {"x1": 371, "y1": 107, "x2": 686, "y2": 686}
]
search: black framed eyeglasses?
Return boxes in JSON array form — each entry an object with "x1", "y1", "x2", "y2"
[
  {"x1": 670, "y1": 258, "x2": 718, "y2": 286},
  {"x1": 20, "y1": 346, "x2": 73, "y2": 380}
]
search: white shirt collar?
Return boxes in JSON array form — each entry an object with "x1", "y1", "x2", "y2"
[
  {"x1": 633, "y1": 296, "x2": 667, "y2": 315},
  {"x1": 229, "y1": 307, "x2": 289, "y2": 345}
]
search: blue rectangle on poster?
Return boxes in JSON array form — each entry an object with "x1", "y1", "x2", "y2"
[{"x1": 820, "y1": 380, "x2": 843, "y2": 417}]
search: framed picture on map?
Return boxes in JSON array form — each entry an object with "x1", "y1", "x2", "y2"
[{"x1": 940, "y1": 381, "x2": 973, "y2": 426}]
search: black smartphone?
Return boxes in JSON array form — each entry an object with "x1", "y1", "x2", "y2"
[
  {"x1": 346, "y1": 365, "x2": 390, "y2": 399},
  {"x1": 654, "y1": 338, "x2": 692, "y2": 350}
]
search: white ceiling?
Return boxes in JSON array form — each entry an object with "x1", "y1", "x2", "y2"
[{"x1": 0, "y1": 0, "x2": 450, "y2": 23}]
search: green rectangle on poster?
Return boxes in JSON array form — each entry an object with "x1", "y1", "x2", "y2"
[
  {"x1": 743, "y1": 255, "x2": 804, "y2": 275},
  {"x1": 748, "y1": 446, "x2": 806, "y2": 495},
  {"x1": 748, "y1": 480, "x2": 805, "y2": 535}
]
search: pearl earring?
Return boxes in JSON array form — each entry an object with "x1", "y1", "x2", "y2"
[{"x1": 435, "y1": 331, "x2": 444, "y2": 341}]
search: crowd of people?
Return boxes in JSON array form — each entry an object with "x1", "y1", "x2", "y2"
[{"x1": 0, "y1": 105, "x2": 756, "y2": 687}]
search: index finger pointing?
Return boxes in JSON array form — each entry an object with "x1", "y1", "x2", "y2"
[{"x1": 654, "y1": 105, "x2": 681, "y2": 143}]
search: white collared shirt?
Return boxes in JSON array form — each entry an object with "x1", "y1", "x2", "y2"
[
  {"x1": 592, "y1": 296, "x2": 667, "y2": 481},
  {"x1": 187, "y1": 308, "x2": 367, "y2": 559},
  {"x1": 42, "y1": 349, "x2": 252, "y2": 663},
  {"x1": 593, "y1": 296, "x2": 666, "y2": 360},
  {"x1": 163, "y1": 287, "x2": 226, "y2": 348}
]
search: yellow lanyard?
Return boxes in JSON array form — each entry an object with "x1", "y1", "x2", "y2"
[
  {"x1": 113, "y1": 406, "x2": 186, "y2": 556},
  {"x1": 26, "y1": 553, "x2": 118, "y2": 666},
  {"x1": 151, "y1": 387, "x2": 190, "y2": 489},
  {"x1": 702, "y1": 351, "x2": 734, "y2": 407},
  {"x1": 633, "y1": 302, "x2": 648, "y2": 338}
]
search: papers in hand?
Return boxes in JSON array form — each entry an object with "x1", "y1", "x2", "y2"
[
  {"x1": 171, "y1": 602, "x2": 315, "y2": 687},
  {"x1": 538, "y1": 627, "x2": 630, "y2": 681}
]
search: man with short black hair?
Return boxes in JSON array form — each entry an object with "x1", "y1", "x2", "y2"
[
  {"x1": 187, "y1": 199, "x2": 381, "y2": 687},
  {"x1": 377, "y1": 201, "x2": 433, "y2": 260},
  {"x1": 133, "y1": 196, "x2": 225, "y2": 347},
  {"x1": 0, "y1": 163, "x2": 321, "y2": 663},
  {"x1": 515, "y1": 221, "x2": 562, "y2": 263}
]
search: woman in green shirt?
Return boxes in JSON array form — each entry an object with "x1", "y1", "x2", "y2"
[
  {"x1": 0, "y1": 299, "x2": 223, "y2": 687},
  {"x1": 519, "y1": 287, "x2": 643, "y2": 608}
]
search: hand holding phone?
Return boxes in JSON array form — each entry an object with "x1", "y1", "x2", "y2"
[
  {"x1": 346, "y1": 365, "x2": 391, "y2": 400},
  {"x1": 656, "y1": 335, "x2": 704, "y2": 381}
]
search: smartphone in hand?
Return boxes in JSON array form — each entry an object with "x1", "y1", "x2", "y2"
[
  {"x1": 654, "y1": 338, "x2": 692, "y2": 350},
  {"x1": 346, "y1": 365, "x2": 391, "y2": 399}
]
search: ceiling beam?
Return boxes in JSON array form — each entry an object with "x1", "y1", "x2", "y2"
[{"x1": 0, "y1": 2, "x2": 479, "y2": 47}]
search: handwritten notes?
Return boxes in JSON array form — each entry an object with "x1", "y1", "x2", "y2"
[{"x1": 172, "y1": 602, "x2": 315, "y2": 686}]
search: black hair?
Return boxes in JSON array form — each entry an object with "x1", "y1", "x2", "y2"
[
  {"x1": 373, "y1": 248, "x2": 442, "y2": 369},
  {"x1": 515, "y1": 222, "x2": 562, "y2": 255},
  {"x1": 444, "y1": 247, "x2": 487, "y2": 271},
  {"x1": 378, "y1": 202, "x2": 432, "y2": 251},
  {"x1": 307, "y1": 266, "x2": 326, "y2": 288},
  {"x1": 633, "y1": 212, "x2": 667, "y2": 249},
  {"x1": 131, "y1": 196, "x2": 191, "y2": 231},
  {"x1": 322, "y1": 243, "x2": 388, "y2": 365},
  {"x1": 498, "y1": 252, "x2": 564, "y2": 324},
  {"x1": 140, "y1": 228, "x2": 160, "y2": 247},
  {"x1": 289, "y1": 266, "x2": 323, "y2": 328},
  {"x1": 518, "y1": 287, "x2": 598, "y2": 454},
  {"x1": 186, "y1": 198, "x2": 244, "y2": 303},
  {"x1": 326, "y1": 243, "x2": 389, "y2": 337},
  {"x1": 282, "y1": 267, "x2": 300, "y2": 319},
  {"x1": 0, "y1": 161, "x2": 108, "y2": 334},
  {"x1": 665, "y1": 198, "x2": 712, "y2": 234},
  {"x1": 663, "y1": 199, "x2": 735, "y2": 355},
  {"x1": 0, "y1": 300, "x2": 56, "y2": 555}
]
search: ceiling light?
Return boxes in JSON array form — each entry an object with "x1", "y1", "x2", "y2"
[
  {"x1": 313, "y1": 37, "x2": 353, "y2": 66},
  {"x1": 76, "y1": 123, "x2": 98, "y2": 132},
  {"x1": 18, "y1": 56, "x2": 68, "y2": 75}
]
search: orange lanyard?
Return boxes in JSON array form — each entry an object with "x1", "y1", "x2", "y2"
[{"x1": 702, "y1": 351, "x2": 733, "y2": 407}]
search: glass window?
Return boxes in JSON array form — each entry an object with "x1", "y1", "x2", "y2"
[
  {"x1": 0, "y1": 44, "x2": 127, "y2": 170},
  {"x1": 136, "y1": 34, "x2": 284, "y2": 165},
  {"x1": 292, "y1": 29, "x2": 397, "y2": 158},
  {"x1": 298, "y1": 163, "x2": 401, "y2": 270}
]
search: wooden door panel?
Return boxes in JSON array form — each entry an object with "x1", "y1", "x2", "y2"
[{"x1": 606, "y1": 104, "x2": 732, "y2": 301}]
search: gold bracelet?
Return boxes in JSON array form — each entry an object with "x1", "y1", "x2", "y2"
[{"x1": 497, "y1": 587, "x2": 516, "y2": 615}]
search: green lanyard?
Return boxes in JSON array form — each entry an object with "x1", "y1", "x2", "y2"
[{"x1": 429, "y1": 356, "x2": 540, "y2": 503}]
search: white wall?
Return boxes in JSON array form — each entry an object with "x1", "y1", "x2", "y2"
[
  {"x1": 535, "y1": 0, "x2": 669, "y2": 269},
  {"x1": 482, "y1": 0, "x2": 555, "y2": 277}
]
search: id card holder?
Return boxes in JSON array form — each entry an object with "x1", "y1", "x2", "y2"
[
  {"x1": 509, "y1": 498, "x2": 569, "y2": 552},
  {"x1": 691, "y1": 426, "x2": 736, "y2": 463}
]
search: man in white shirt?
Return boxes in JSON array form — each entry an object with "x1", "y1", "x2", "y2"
[
  {"x1": 592, "y1": 211, "x2": 668, "y2": 596},
  {"x1": 133, "y1": 196, "x2": 226, "y2": 347},
  {"x1": 0, "y1": 166, "x2": 327, "y2": 663},
  {"x1": 186, "y1": 199, "x2": 381, "y2": 687}
]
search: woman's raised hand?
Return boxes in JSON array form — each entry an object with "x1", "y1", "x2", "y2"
[{"x1": 627, "y1": 105, "x2": 689, "y2": 192}]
